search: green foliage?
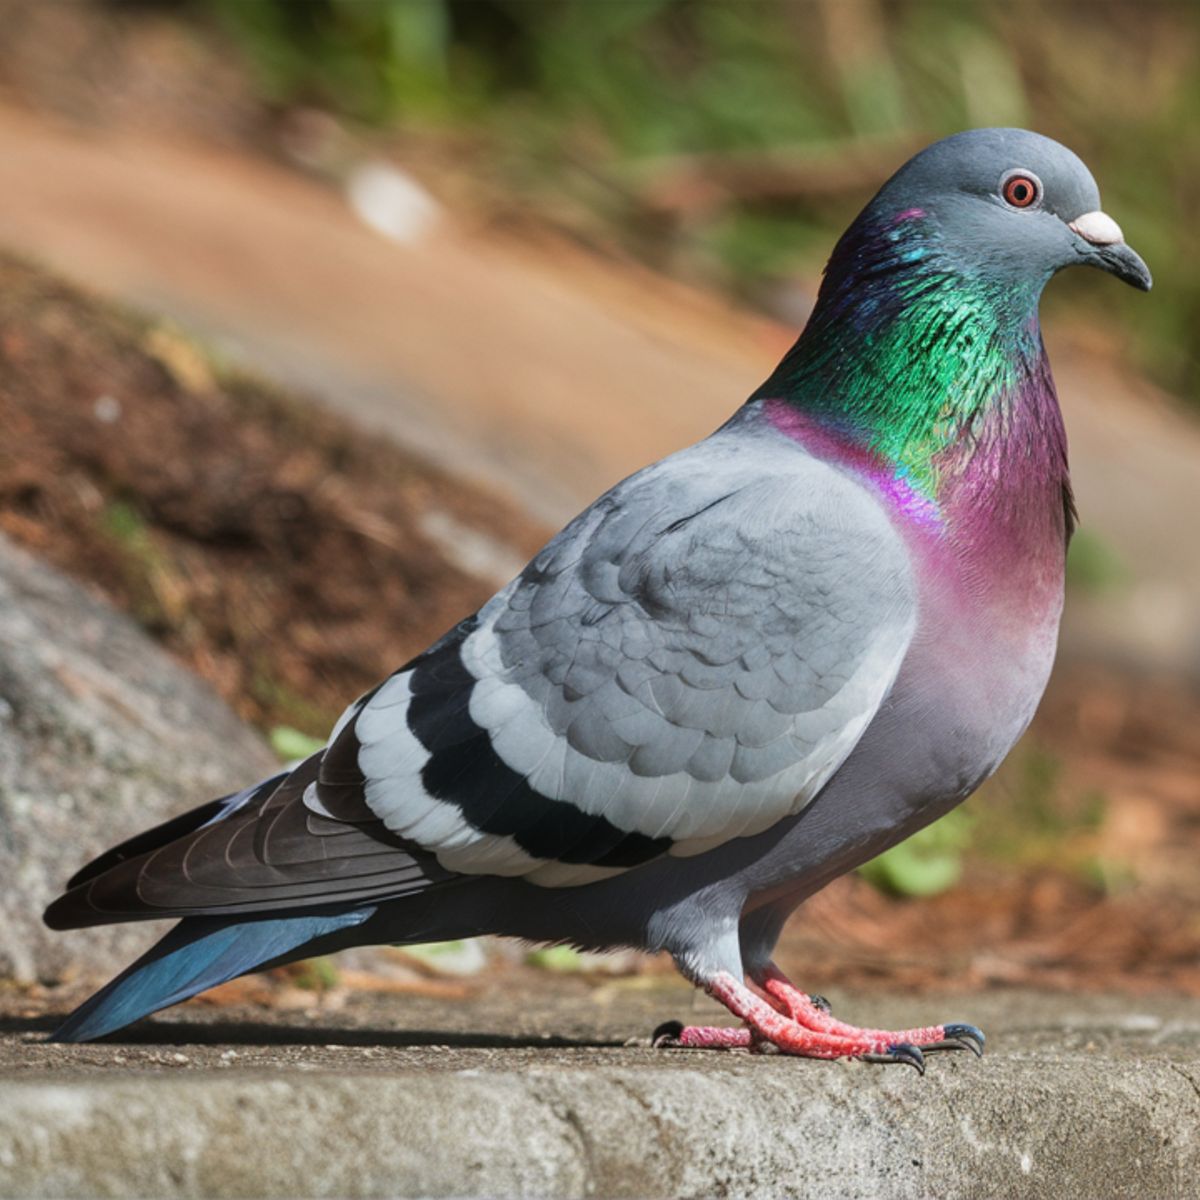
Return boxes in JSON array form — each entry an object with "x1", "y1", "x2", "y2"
[
  {"x1": 101, "y1": 500, "x2": 178, "y2": 632},
  {"x1": 698, "y1": 211, "x2": 830, "y2": 294},
  {"x1": 961, "y1": 744, "x2": 1120, "y2": 889},
  {"x1": 289, "y1": 955, "x2": 340, "y2": 991},
  {"x1": 858, "y1": 744, "x2": 1124, "y2": 899},
  {"x1": 1080, "y1": 853, "x2": 1137, "y2": 896},
  {"x1": 399, "y1": 939, "x2": 488, "y2": 974},
  {"x1": 269, "y1": 725, "x2": 326, "y2": 762},
  {"x1": 988, "y1": 745, "x2": 1106, "y2": 846},
  {"x1": 103, "y1": 498, "x2": 148, "y2": 545},
  {"x1": 204, "y1": 0, "x2": 462, "y2": 123},
  {"x1": 1066, "y1": 528, "x2": 1127, "y2": 596},
  {"x1": 964, "y1": 743, "x2": 1069, "y2": 866},
  {"x1": 525, "y1": 945, "x2": 627, "y2": 973},
  {"x1": 191, "y1": 1, "x2": 1198, "y2": 402},
  {"x1": 857, "y1": 808, "x2": 974, "y2": 898},
  {"x1": 525, "y1": 944, "x2": 587, "y2": 972},
  {"x1": 251, "y1": 671, "x2": 335, "y2": 742}
]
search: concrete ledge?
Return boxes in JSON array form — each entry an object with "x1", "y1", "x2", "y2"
[{"x1": 3, "y1": 988, "x2": 1199, "y2": 1198}]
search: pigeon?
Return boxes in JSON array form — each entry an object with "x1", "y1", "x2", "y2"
[{"x1": 45, "y1": 128, "x2": 1150, "y2": 1068}]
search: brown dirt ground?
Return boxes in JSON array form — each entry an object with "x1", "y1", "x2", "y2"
[
  {"x1": 2, "y1": 251, "x2": 1199, "y2": 1004},
  {"x1": 0, "y1": 252, "x2": 546, "y2": 733}
]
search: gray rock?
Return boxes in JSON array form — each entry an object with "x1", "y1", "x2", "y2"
[
  {"x1": 3, "y1": 987, "x2": 1200, "y2": 1199},
  {"x1": 0, "y1": 534, "x2": 276, "y2": 983}
]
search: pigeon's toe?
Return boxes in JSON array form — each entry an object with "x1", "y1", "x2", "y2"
[
  {"x1": 651, "y1": 1020, "x2": 685, "y2": 1047},
  {"x1": 921, "y1": 1023, "x2": 986, "y2": 1057},
  {"x1": 652, "y1": 1021, "x2": 753, "y2": 1050},
  {"x1": 859, "y1": 1043, "x2": 926, "y2": 1075}
]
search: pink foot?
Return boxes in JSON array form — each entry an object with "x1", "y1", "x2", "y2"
[
  {"x1": 758, "y1": 963, "x2": 982, "y2": 1056},
  {"x1": 652, "y1": 1020, "x2": 752, "y2": 1050},
  {"x1": 653, "y1": 967, "x2": 984, "y2": 1072}
]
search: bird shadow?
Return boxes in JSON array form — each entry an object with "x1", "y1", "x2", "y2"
[{"x1": 2, "y1": 1013, "x2": 625, "y2": 1051}]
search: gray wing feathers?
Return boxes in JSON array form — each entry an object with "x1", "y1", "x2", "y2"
[{"x1": 361, "y1": 428, "x2": 917, "y2": 882}]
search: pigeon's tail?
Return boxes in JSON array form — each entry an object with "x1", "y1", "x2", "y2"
[{"x1": 49, "y1": 907, "x2": 374, "y2": 1043}]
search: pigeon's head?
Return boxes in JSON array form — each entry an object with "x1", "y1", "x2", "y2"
[
  {"x1": 865, "y1": 128, "x2": 1151, "y2": 294},
  {"x1": 761, "y1": 128, "x2": 1152, "y2": 476}
]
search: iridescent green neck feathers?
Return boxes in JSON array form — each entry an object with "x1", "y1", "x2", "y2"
[{"x1": 757, "y1": 208, "x2": 1060, "y2": 507}]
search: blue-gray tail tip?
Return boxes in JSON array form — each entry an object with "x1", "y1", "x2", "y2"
[{"x1": 50, "y1": 909, "x2": 374, "y2": 1043}]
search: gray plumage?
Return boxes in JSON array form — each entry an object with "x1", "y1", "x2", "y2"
[{"x1": 352, "y1": 428, "x2": 915, "y2": 883}]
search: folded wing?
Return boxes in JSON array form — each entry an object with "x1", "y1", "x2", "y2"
[
  {"x1": 46, "y1": 427, "x2": 918, "y2": 925},
  {"x1": 337, "y1": 430, "x2": 918, "y2": 886}
]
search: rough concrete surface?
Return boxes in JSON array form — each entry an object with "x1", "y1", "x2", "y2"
[
  {"x1": 0, "y1": 534, "x2": 277, "y2": 982},
  {"x1": 2, "y1": 983, "x2": 1198, "y2": 1198}
]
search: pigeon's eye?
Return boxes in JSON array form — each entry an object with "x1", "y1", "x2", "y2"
[{"x1": 1001, "y1": 172, "x2": 1041, "y2": 209}]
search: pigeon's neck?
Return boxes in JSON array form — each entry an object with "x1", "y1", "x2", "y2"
[{"x1": 756, "y1": 207, "x2": 1072, "y2": 538}]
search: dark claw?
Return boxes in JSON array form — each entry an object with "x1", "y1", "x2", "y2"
[
  {"x1": 892, "y1": 1042, "x2": 927, "y2": 1074},
  {"x1": 652, "y1": 1020, "x2": 685, "y2": 1048},
  {"x1": 860, "y1": 1042, "x2": 926, "y2": 1075},
  {"x1": 809, "y1": 994, "x2": 832, "y2": 1014},
  {"x1": 934, "y1": 1023, "x2": 986, "y2": 1057},
  {"x1": 921, "y1": 1038, "x2": 977, "y2": 1057},
  {"x1": 944, "y1": 1023, "x2": 985, "y2": 1051}
]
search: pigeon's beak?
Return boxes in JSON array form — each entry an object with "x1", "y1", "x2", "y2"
[{"x1": 1069, "y1": 210, "x2": 1153, "y2": 291}]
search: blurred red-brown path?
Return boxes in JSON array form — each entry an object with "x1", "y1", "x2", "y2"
[
  {"x1": 0, "y1": 104, "x2": 777, "y2": 523},
  {"x1": 0, "y1": 102, "x2": 1198, "y2": 673}
]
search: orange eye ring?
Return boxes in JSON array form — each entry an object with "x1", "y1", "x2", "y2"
[{"x1": 1002, "y1": 172, "x2": 1041, "y2": 209}]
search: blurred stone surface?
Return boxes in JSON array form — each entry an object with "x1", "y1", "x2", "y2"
[
  {"x1": 2, "y1": 984, "x2": 1199, "y2": 1198},
  {"x1": 0, "y1": 534, "x2": 276, "y2": 982}
]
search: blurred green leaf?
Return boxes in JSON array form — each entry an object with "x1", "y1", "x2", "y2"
[
  {"x1": 269, "y1": 725, "x2": 326, "y2": 762},
  {"x1": 858, "y1": 808, "x2": 974, "y2": 897},
  {"x1": 103, "y1": 499, "x2": 147, "y2": 544},
  {"x1": 399, "y1": 939, "x2": 488, "y2": 975},
  {"x1": 526, "y1": 945, "x2": 589, "y2": 972},
  {"x1": 1066, "y1": 529, "x2": 1127, "y2": 596},
  {"x1": 1081, "y1": 855, "x2": 1137, "y2": 895},
  {"x1": 291, "y1": 956, "x2": 340, "y2": 991}
]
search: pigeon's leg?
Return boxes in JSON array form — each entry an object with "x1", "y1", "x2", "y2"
[
  {"x1": 657, "y1": 971, "x2": 929, "y2": 1068},
  {"x1": 753, "y1": 961, "x2": 984, "y2": 1057},
  {"x1": 652, "y1": 1020, "x2": 753, "y2": 1050}
]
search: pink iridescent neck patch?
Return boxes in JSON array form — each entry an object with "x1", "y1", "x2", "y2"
[{"x1": 764, "y1": 399, "x2": 942, "y2": 532}]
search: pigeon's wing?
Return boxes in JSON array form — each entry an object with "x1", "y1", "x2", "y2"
[
  {"x1": 325, "y1": 428, "x2": 917, "y2": 887},
  {"x1": 47, "y1": 427, "x2": 917, "y2": 927},
  {"x1": 44, "y1": 754, "x2": 459, "y2": 928}
]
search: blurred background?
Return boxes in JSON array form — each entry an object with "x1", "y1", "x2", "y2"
[{"x1": 0, "y1": 0, "x2": 1197, "y2": 1008}]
